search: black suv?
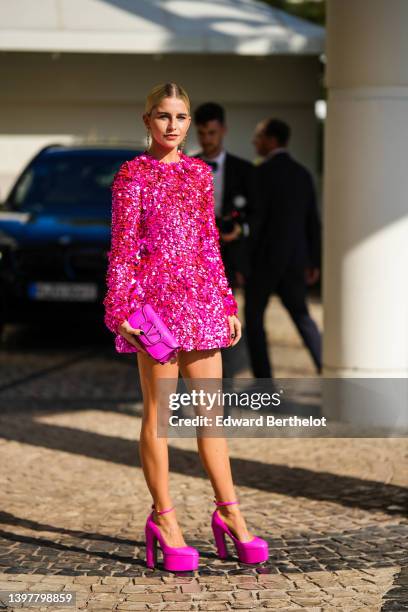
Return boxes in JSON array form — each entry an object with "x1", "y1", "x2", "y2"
[{"x1": 0, "y1": 144, "x2": 143, "y2": 331}]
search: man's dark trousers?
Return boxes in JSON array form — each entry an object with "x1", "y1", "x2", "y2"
[{"x1": 244, "y1": 265, "x2": 321, "y2": 379}]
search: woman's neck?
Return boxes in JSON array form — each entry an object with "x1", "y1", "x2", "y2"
[{"x1": 147, "y1": 143, "x2": 181, "y2": 164}]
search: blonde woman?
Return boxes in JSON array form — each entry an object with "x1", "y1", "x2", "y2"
[{"x1": 103, "y1": 82, "x2": 269, "y2": 571}]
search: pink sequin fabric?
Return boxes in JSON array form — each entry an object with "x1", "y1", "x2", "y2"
[{"x1": 103, "y1": 151, "x2": 238, "y2": 354}]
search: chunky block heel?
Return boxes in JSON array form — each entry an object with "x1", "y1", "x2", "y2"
[
  {"x1": 211, "y1": 516, "x2": 229, "y2": 559},
  {"x1": 145, "y1": 504, "x2": 199, "y2": 572},
  {"x1": 145, "y1": 523, "x2": 158, "y2": 569},
  {"x1": 211, "y1": 499, "x2": 269, "y2": 564}
]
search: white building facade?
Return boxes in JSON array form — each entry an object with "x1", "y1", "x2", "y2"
[{"x1": 0, "y1": 0, "x2": 325, "y2": 197}]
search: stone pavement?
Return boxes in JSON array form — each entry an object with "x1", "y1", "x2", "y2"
[{"x1": 0, "y1": 293, "x2": 407, "y2": 611}]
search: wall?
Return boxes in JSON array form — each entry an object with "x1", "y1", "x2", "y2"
[{"x1": 0, "y1": 52, "x2": 322, "y2": 198}]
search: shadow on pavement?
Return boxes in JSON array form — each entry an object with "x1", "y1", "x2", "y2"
[{"x1": 0, "y1": 416, "x2": 406, "y2": 517}]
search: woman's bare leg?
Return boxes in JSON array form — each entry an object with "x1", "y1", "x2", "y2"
[
  {"x1": 137, "y1": 351, "x2": 187, "y2": 547},
  {"x1": 178, "y1": 348, "x2": 254, "y2": 542}
]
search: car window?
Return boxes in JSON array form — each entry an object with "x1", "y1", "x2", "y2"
[{"x1": 8, "y1": 153, "x2": 138, "y2": 214}]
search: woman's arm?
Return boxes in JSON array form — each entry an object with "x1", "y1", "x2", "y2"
[
  {"x1": 200, "y1": 165, "x2": 238, "y2": 317},
  {"x1": 103, "y1": 161, "x2": 143, "y2": 335}
]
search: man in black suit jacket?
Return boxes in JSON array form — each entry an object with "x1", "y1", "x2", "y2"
[
  {"x1": 193, "y1": 102, "x2": 256, "y2": 288},
  {"x1": 245, "y1": 118, "x2": 322, "y2": 378}
]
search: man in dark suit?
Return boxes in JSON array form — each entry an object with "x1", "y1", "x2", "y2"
[
  {"x1": 245, "y1": 118, "x2": 322, "y2": 378},
  {"x1": 192, "y1": 102, "x2": 256, "y2": 381},
  {"x1": 193, "y1": 102, "x2": 256, "y2": 288}
]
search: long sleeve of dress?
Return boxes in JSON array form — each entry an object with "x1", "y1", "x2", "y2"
[
  {"x1": 103, "y1": 161, "x2": 143, "y2": 338},
  {"x1": 200, "y1": 165, "x2": 238, "y2": 317}
]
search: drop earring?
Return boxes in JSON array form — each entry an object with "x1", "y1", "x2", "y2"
[
  {"x1": 146, "y1": 129, "x2": 152, "y2": 150},
  {"x1": 179, "y1": 137, "x2": 186, "y2": 153}
]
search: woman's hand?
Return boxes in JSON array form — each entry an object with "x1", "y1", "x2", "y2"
[
  {"x1": 228, "y1": 314, "x2": 242, "y2": 347},
  {"x1": 118, "y1": 320, "x2": 149, "y2": 354},
  {"x1": 305, "y1": 267, "x2": 320, "y2": 286},
  {"x1": 220, "y1": 223, "x2": 242, "y2": 243}
]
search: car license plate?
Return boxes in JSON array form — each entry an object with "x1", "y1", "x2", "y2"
[{"x1": 28, "y1": 282, "x2": 98, "y2": 302}]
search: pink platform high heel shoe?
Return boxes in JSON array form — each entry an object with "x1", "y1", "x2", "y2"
[
  {"x1": 145, "y1": 504, "x2": 199, "y2": 572},
  {"x1": 211, "y1": 499, "x2": 269, "y2": 564}
]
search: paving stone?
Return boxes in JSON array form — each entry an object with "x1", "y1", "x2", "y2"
[
  {"x1": 207, "y1": 584, "x2": 234, "y2": 591},
  {"x1": 227, "y1": 576, "x2": 259, "y2": 584},
  {"x1": 290, "y1": 597, "x2": 325, "y2": 606},
  {"x1": 231, "y1": 590, "x2": 255, "y2": 600},
  {"x1": 162, "y1": 592, "x2": 192, "y2": 602},
  {"x1": 197, "y1": 604, "x2": 229, "y2": 611},
  {"x1": 180, "y1": 581, "x2": 202, "y2": 593},
  {"x1": 161, "y1": 605, "x2": 195, "y2": 611},
  {"x1": 90, "y1": 584, "x2": 120, "y2": 592},
  {"x1": 120, "y1": 585, "x2": 152, "y2": 594},
  {"x1": 116, "y1": 605, "x2": 149, "y2": 611},
  {"x1": 258, "y1": 590, "x2": 291, "y2": 600},
  {"x1": 255, "y1": 590, "x2": 290, "y2": 599},
  {"x1": 163, "y1": 576, "x2": 200, "y2": 584},
  {"x1": 125, "y1": 593, "x2": 163, "y2": 603},
  {"x1": 101, "y1": 577, "x2": 129, "y2": 585},
  {"x1": 260, "y1": 600, "x2": 294, "y2": 609},
  {"x1": 193, "y1": 591, "x2": 232, "y2": 601},
  {"x1": 232, "y1": 582, "x2": 258, "y2": 590}
]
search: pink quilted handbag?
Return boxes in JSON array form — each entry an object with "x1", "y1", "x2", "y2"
[{"x1": 127, "y1": 303, "x2": 181, "y2": 365}]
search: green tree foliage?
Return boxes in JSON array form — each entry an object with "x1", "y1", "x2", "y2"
[{"x1": 260, "y1": 0, "x2": 325, "y2": 26}]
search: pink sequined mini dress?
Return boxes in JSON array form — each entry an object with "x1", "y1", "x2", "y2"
[{"x1": 103, "y1": 151, "x2": 238, "y2": 354}]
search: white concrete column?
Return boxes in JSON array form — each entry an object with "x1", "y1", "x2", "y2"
[{"x1": 322, "y1": 0, "x2": 408, "y2": 427}]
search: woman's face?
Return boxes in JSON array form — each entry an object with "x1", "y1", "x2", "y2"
[{"x1": 144, "y1": 96, "x2": 191, "y2": 150}]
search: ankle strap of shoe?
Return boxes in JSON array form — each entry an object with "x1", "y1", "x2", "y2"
[
  {"x1": 214, "y1": 498, "x2": 239, "y2": 506},
  {"x1": 151, "y1": 504, "x2": 175, "y2": 515}
]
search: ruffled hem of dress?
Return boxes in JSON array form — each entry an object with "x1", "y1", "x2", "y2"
[
  {"x1": 115, "y1": 333, "x2": 140, "y2": 353},
  {"x1": 180, "y1": 340, "x2": 232, "y2": 352},
  {"x1": 113, "y1": 333, "x2": 232, "y2": 354}
]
